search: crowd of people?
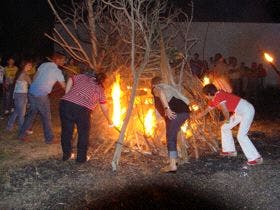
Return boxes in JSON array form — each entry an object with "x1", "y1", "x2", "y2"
[
  {"x1": 0, "y1": 51, "x2": 264, "y2": 171},
  {"x1": 190, "y1": 52, "x2": 268, "y2": 100}
]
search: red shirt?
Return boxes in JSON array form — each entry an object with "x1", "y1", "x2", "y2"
[
  {"x1": 62, "y1": 74, "x2": 106, "y2": 110},
  {"x1": 208, "y1": 91, "x2": 241, "y2": 112}
]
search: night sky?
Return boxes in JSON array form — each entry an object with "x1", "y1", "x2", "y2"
[{"x1": 0, "y1": 0, "x2": 279, "y2": 60}]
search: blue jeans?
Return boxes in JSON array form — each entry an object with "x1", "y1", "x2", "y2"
[
  {"x1": 6, "y1": 93, "x2": 28, "y2": 130},
  {"x1": 19, "y1": 94, "x2": 54, "y2": 143},
  {"x1": 166, "y1": 112, "x2": 189, "y2": 158}
]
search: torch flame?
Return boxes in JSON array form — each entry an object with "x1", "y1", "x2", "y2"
[
  {"x1": 112, "y1": 74, "x2": 122, "y2": 128},
  {"x1": 264, "y1": 52, "x2": 274, "y2": 63},
  {"x1": 203, "y1": 76, "x2": 210, "y2": 86},
  {"x1": 144, "y1": 109, "x2": 156, "y2": 137}
]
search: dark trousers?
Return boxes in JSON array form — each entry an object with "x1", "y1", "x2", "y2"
[
  {"x1": 166, "y1": 112, "x2": 189, "y2": 158},
  {"x1": 59, "y1": 100, "x2": 91, "y2": 162}
]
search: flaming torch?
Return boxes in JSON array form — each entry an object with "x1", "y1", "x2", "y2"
[{"x1": 264, "y1": 52, "x2": 280, "y2": 76}]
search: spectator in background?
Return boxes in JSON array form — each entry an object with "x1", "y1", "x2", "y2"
[
  {"x1": 228, "y1": 56, "x2": 241, "y2": 95},
  {"x1": 246, "y1": 62, "x2": 258, "y2": 101},
  {"x1": 6, "y1": 60, "x2": 32, "y2": 131},
  {"x1": 60, "y1": 71, "x2": 112, "y2": 163},
  {"x1": 190, "y1": 53, "x2": 203, "y2": 78},
  {"x1": 19, "y1": 52, "x2": 66, "y2": 143},
  {"x1": 257, "y1": 64, "x2": 266, "y2": 90},
  {"x1": 4, "y1": 57, "x2": 18, "y2": 114},
  {"x1": 210, "y1": 53, "x2": 232, "y2": 93},
  {"x1": 0, "y1": 56, "x2": 4, "y2": 118}
]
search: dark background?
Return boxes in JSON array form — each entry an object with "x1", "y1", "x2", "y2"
[{"x1": 0, "y1": 0, "x2": 279, "y2": 61}]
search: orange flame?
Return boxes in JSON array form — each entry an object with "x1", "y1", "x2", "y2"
[
  {"x1": 191, "y1": 104, "x2": 199, "y2": 111},
  {"x1": 144, "y1": 108, "x2": 156, "y2": 137},
  {"x1": 181, "y1": 121, "x2": 193, "y2": 138},
  {"x1": 203, "y1": 76, "x2": 210, "y2": 86},
  {"x1": 264, "y1": 52, "x2": 274, "y2": 63},
  {"x1": 112, "y1": 74, "x2": 122, "y2": 128}
]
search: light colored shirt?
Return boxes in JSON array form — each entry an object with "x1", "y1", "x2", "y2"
[
  {"x1": 156, "y1": 83, "x2": 190, "y2": 105},
  {"x1": 14, "y1": 80, "x2": 28, "y2": 93},
  {"x1": 29, "y1": 62, "x2": 65, "y2": 96}
]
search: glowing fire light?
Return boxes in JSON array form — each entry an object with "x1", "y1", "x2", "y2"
[
  {"x1": 203, "y1": 76, "x2": 210, "y2": 86},
  {"x1": 181, "y1": 121, "x2": 193, "y2": 138},
  {"x1": 112, "y1": 74, "x2": 122, "y2": 128},
  {"x1": 144, "y1": 109, "x2": 156, "y2": 137},
  {"x1": 191, "y1": 104, "x2": 199, "y2": 111},
  {"x1": 264, "y1": 52, "x2": 274, "y2": 63}
]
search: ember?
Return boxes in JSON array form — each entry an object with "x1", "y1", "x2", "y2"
[{"x1": 202, "y1": 76, "x2": 210, "y2": 86}]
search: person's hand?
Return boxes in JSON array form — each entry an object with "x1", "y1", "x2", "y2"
[{"x1": 165, "y1": 108, "x2": 176, "y2": 120}]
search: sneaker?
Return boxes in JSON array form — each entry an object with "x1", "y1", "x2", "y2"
[
  {"x1": 247, "y1": 157, "x2": 263, "y2": 166},
  {"x1": 220, "y1": 151, "x2": 237, "y2": 157},
  {"x1": 26, "y1": 130, "x2": 34, "y2": 135},
  {"x1": 4, "y1": 110, "x2": 9, "y2": 115},
  {"x1": 11, "y1": 108, "x2": 14, "y2": 113}
]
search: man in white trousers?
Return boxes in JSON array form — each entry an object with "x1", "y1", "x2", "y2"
[{"x1": 195, "y1": 84, "x2": 263, "y2": 166}]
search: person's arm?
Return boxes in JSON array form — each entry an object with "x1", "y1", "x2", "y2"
[
  {"x1": 65, "y1": 78, "x2": 73, "y2": 94},
  {"x1": 195, "y1": 106, "x2": 213, "y2": 120},
  {"x1": 100, "y1": 103, "x2": 113, "y2": 125},
  {"x1": 219, "y1": 102, "x2": 230, "y2": 123},
  {"x1": 158, "y1": 87, "x2": 176, "y2": 120}
]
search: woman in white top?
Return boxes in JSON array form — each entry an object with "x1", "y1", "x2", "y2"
[{"x1": 6, "y1": 61, "x2": 32, "y2": 131}]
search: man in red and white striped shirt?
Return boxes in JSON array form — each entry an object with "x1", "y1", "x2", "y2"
[{"x1": 60, "y1": 72, "x2": 112, "y2": 163}]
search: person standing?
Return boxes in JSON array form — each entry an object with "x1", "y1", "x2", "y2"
[
  {"x1": 151, "y1": 76, "x2": 191, "y2": 173},
  {"x1": 60, "y1": 71, "x2": 112, "y2": 163},
  {"x1": 6, "y1": 61, "x2": 32, "y2": 131},
  {"x1": 19, "y1": 53, "x2": 66, "y2": 143},
  {"x1": 3, "y1": 57, "x2": 18, "y2": 114}
]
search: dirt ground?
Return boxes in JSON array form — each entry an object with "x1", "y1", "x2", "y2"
[{"x1": 0, "y1": 89, "x2": 280, "y2": 210}]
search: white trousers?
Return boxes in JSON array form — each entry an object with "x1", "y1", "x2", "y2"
[{"x1": 221, "y1": 99, "x2": 261, "y2": 161}]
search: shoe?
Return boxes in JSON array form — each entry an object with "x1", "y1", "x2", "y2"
[
  {"x1": 160, "y1": 165, "x2": 177, "y2": 173},
  {"x1": 46, "y1": 138, "x2": 60, "y2": 144},
  {"x1": 62, "y1": 153, "x2": 73, "y2": 161},
  {"x1": 247, "y1": 157, "x2": 263, "y2": 166},
  {"x1": 26, "y1": 130, "x2": 34, "y2": 135},
  {"x1": 20, "y1": 137, "x2": 31, "y2": 142},
  {"x1": 220, "y1": 151, "x2": 237, "y2": 157},
  {"x1": 11, "y1": 108, "x2": 14, "y2": 113},
  {"x1": 4, "y1": 110, "x2": 9, "y2": 115}
]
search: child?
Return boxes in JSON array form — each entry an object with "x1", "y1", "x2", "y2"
[{"x1": 195, "y1": 84, "x2": 262, "y2": 166}]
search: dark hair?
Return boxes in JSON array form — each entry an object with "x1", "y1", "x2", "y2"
[
  {"x1": 96, "y1": 73, "x2": 107, "y2": 87},
  {"x1": 51, "y1": 52, "x2": 65, "y2": 60},
  {"x1": 202, "y1": 84, "x2": 218, "y2": 96},
  {"x1": 151, "y1": 76, "x2": 162, "y2": 87},
  {"x1": 13, "y1": 60, "x2": 32, "y2": 83}
]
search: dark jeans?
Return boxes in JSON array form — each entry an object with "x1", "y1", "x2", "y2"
[
  {"x1": 7, "y1": 93, "x2": 28, "y2": 130},
  {"x1": 59, "y1": 100, "x2": 91, "y2": 162},
  {"x1": 19, "y1": 94, "x2": 54, "y2": 142},
  {"x1": 166, "y1": 112, "x2": 189, "y2": 158},
  {"x1": 3, "y1": 84, "x2": 14, "y2": 111}
]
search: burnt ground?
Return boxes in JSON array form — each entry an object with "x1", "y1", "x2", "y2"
[{"x1": 0, "y1": 87, "x2": 280, "y2": 210}]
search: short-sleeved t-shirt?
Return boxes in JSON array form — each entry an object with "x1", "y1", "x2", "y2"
[
  {"x1": 4, "y1": 66, "x2": 18, "y2": 84},
  {"x1": 208, "y1": 90, "x2": 241, "y2": 112},
  {"x1": 29, "y1": 62, "x2": 65, "y2": 96},
  {"x1": 62, "y1": 74, "x2": 106, "y2": 110}
]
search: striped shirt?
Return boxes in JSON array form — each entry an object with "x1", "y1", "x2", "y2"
[{"x1": 62, "y1": 74, "x2": 106, "y2": 110}]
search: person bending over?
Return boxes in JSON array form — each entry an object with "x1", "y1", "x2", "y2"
[
  {"x1": 60, "y1": 70, "x2": 112, "y2": 163},
  {"x1": 151, "y1": 76, "x2": 191, "y2": 173},
  {"x1": 195, "y1": 84, "x2": 262, "y2": 166}
]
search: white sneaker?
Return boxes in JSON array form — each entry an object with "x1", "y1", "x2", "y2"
[
  {"x1": 11, "y1": 108, "x2": 14, "y2": 113},
  {"x1": 4, "y1": 110, "x2": 9, "y2": 115}
]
